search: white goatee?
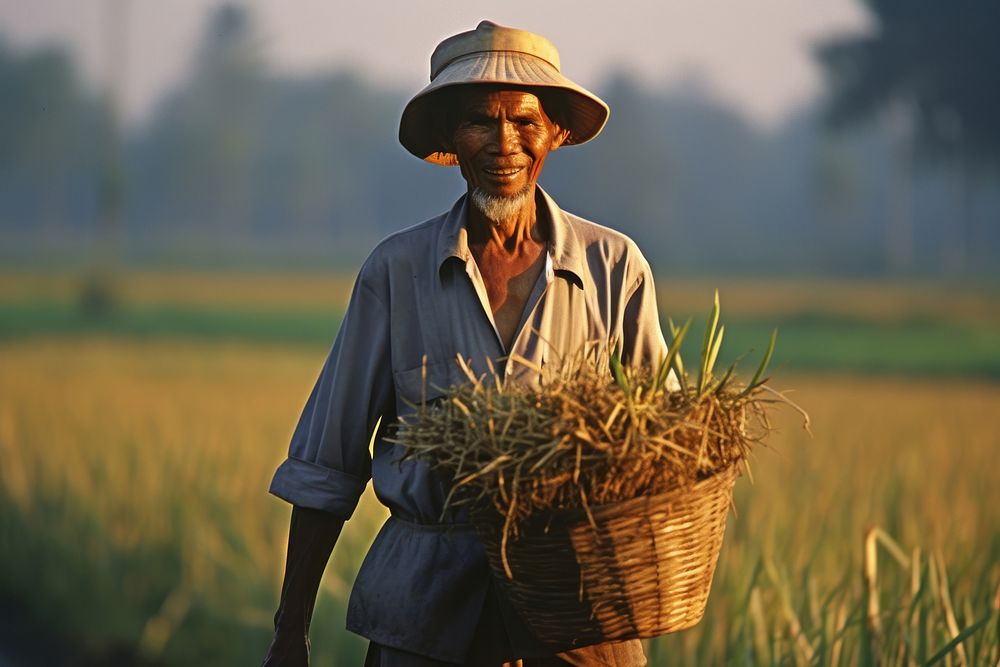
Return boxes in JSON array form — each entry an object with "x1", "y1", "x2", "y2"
[{"x1": 470, "y1": 186, "x2": 533, "y2": 224}]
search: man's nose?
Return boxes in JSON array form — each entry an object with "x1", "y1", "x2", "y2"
[{"x1": 491, "y1": 119, "x2": 519, "y2": 155}]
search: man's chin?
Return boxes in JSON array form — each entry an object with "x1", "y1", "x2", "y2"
[
  {"x1": 470, "y1": 186, "x2": 534, "y2": 223},
  {"x1": 478, "y1": 181, "x2": 532, "y2": 199}
]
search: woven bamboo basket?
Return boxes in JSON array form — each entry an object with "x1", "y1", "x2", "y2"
[{"x1": 473, "y1": 464, "x2": 739, "y2": 647}]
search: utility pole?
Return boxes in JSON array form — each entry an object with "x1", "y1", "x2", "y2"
[{"x1": 83, "y1": 0, "x2": 129, "y2": 314}]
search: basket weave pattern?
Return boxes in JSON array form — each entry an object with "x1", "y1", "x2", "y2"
[{"x1": 474, "y1": 464, "x2": 738, "y2": 646}]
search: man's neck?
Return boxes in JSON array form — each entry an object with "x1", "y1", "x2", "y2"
[{"x1": 466, "y1": 187, "x2": 546, "y2": 253}]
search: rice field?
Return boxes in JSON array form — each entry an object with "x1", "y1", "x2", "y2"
[{"x1": 0, "y1": 272, "x2": 998, "y2": 665}]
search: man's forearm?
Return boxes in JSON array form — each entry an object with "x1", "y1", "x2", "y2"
[{"x1": 272, "y1": 505, "x2": 345, "y2": 634}]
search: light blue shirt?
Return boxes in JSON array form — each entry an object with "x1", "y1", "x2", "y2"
[{"x1": 269, "y1": 187, "x2": 667, "y2": 662}]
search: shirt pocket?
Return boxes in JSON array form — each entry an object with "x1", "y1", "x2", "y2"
[{"x1": 393, "y1": 359, "x2": 456, "y2": 409}]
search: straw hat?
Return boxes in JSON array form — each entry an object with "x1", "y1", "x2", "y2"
[{"x1": 399, "y1": 21, "x2": 610, "y2": 166}]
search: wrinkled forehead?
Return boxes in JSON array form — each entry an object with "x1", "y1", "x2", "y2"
[{"x1": 448, "y1": 84, "x2": 552, "y2": 117}]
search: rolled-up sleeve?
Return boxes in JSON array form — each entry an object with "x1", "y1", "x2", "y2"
[{"x1": 268, "y1": 266, "x2": 394, "y2": 520}]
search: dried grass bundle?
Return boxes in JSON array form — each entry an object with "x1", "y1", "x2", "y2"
[{"x1": 392, "y1": 292, "x2": 806, "y2": 575}]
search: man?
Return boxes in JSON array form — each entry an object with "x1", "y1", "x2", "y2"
[{"x1": 263, "y1": 21, "x2": 666, "y2": 666}]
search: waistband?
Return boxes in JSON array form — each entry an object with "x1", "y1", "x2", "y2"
[{"x1": 387, "y1": 513, "x2": 476, "y2": 532}]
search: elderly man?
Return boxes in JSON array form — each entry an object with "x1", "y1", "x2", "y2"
[{"x1": 263, "y1": 21, "x2": 665, "y2": 667}]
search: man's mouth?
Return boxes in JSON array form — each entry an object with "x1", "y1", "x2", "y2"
[{"x1": 483, "y1": 166, "x2": 524, "y2": 177}]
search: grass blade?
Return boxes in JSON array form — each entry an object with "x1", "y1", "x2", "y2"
[
  {"x1": 740, "y1": 328, "x2": 777, "y2": 397},
  {"x1": 610, "y1": 347, "x2": 627, "y2": 392},
  {"x1": 667, "y1": 316, "x2": 686, "y2": 380},
  {"x1": 656, "y1": 318, "x2": 692, "y2": 391},
  {"x1": 923, "y1": 614, "x2": 991, "y2": 666},
  {"x1": 698, "y1": 289, "x2": 721, "y2": 395},
  {"x1": 706, "y1": 323, "x2": 725, "y2": 382}
]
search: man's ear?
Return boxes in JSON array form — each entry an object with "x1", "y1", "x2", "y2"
[
  {"x1": 550, "y1": 125, "x2": 571, "y2": 151},
  {"x1": 438, "y1": 128, "x2": 455, "y2": 154},
  {"x1": 435, "y1": 109, "x2": 457, "y2": 153}
]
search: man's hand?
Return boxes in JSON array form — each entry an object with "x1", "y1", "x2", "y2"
[{"x1": 262, "y1": 630, "x2": 310, "y2": 667}]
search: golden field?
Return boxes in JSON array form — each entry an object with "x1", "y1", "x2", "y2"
[
  {"x1": 0, "y1": 272, "x2": 998, "y2": 665},
  {"x1": 0, "y1": 338, "x2": 997, "y2": 665}
]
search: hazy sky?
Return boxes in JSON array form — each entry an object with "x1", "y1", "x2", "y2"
[{"x1": 0, "y1": 0, "x2": 870, "y2": 128}]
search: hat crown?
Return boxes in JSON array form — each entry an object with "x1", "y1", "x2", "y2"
[{"x1": 430, "y1": 20, "x2": 561, "y2": 81}]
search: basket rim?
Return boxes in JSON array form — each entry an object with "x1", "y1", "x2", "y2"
[{"x1": 473, "y1": 462, "x2": 740, "y2": 528}]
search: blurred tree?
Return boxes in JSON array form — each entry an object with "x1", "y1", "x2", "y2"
[
  {"x1": 816, "y1": 0, "x2": 1000, "y2": 272},
  {"x1": 0, "y1": 38, "x2": 102, "y2": 235},
  {"x1": 545, "y1": 71, "x2": 768, "y2": 274},
  {"x1": 816, "y1": 0, "x2": 1000, "y2": 163},
  {"x1": 130, "y1": 3, "x2": 454, "y2": 262},
  {"x1": 135, "y1": 3, "x2": 266, "y2": 233}
]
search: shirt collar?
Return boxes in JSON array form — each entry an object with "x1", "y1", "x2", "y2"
[
  {"x1": 436, "y1": 194, "x2": 472, "y2": 268},
  {"x1": 539, "y1": 187, "x2": 586, "y2": 288},
  {"x1": 436, "y1": 186, "x2": 586, "y2": 288}
]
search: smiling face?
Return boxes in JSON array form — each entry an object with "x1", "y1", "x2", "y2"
[{"x1": 447, "y1": 87, "x2": 570, "y2": 200}]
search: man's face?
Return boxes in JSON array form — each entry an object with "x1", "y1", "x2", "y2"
[{"x1": 448, "y1": 88, "x2": 569, "y2": 200}]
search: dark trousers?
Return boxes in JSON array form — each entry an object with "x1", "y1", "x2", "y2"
[
  {"x1": 361, "y1": 576, "x2": 645, "y2": 666},
  {"x1": 364, "y1": 640, "x2": 646, "y2": 667}
]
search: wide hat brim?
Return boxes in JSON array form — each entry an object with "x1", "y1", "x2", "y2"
[{"x1": 399, "y1": 50, "x2": 610, "y2": 166}]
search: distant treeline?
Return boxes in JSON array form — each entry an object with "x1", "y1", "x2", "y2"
[{"x1": 2, "y1": 6, "x2": 999, "y2": 275}]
